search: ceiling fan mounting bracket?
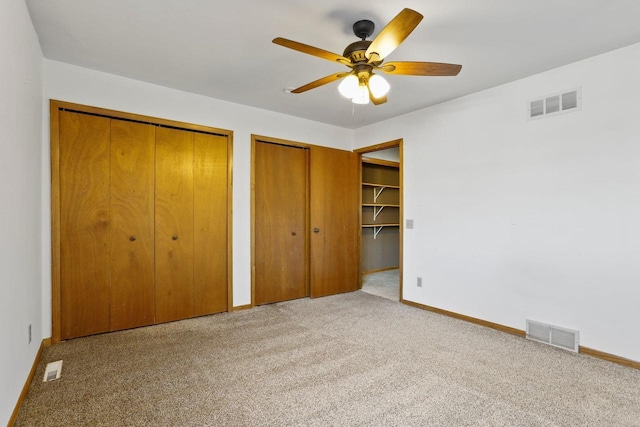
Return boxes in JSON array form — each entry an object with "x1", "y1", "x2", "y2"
[{"x1": 352, "y1": 19, "x2": 375, "y2": 40}]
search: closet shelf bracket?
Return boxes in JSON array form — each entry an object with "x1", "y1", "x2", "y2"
[
  {"x1": 373, "y1": 205, "x2": 384, "y2": 221},
  {"x1": 373, "y1": 186, "x2": 385, "y2": 203}
]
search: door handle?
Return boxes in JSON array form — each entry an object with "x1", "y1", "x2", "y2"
[
  {"x1": 313, "y1": 228, "x2": 320, "y2": 233},
  {"x1": 129, "y1": 236, "x2": 136, "y2": 242},
  {"x1": 172, "y1": 235, "x2": 178, "y2": 240},
  {"x1": 291, "y1": 231, "x2": 297, "y2": 236}
]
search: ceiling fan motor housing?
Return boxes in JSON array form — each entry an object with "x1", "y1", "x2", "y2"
[{"x1": 343, "y1": 40, "x2": 371, "y2": 63}]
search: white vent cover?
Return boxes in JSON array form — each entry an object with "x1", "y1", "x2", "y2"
[
  {"x1": 528, "y1": 88, "x2": 581, "y2": 120},
  {"x1": 526, "y1": 320, "x2": 579, "y2": 352},
  {"x1": 43, "y1": 360, "x2": 63, "y2": 382}
]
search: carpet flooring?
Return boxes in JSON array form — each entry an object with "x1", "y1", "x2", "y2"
[
  {"x1": 361, "y1": 269, "x2": 400, "y2": 301},
  {"x1": 16, "y1": 291, "x2": 640, "y2": 426}
]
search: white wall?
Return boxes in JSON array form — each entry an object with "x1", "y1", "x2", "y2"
[
  {"x1": 363, "y1": 147, "x2": 400, "y2": 162},
  {"x1": 41, "y1": 60, "x2": 353, "y2": 336},
  {"x1": 355, "y1": 42, "x2": 640, "y2": 362},
  {"x1": 0, "y1": 0, "x2": 43, "y2": 423}
]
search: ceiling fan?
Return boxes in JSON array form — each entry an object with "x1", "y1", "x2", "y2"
[{"x1": 273, "y1": 8, "x2": 462, "y2": 105}]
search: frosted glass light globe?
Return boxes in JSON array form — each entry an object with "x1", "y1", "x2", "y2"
[
  {"x1": 369, "y1": 74, "x2": 390, "y2": 98},
  {"x1": 352, "y1": 85, "x2": 370, "y2": 104},
  {"x1": 338, "y1": 75, "x2": 359, "y2": 98}
]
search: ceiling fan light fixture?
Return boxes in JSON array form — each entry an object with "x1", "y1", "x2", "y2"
[
  {"x1": 273, "y1": 9, "x2": 461, "y2": 108},
  {"x1": 352, "y1": 84, "x2": 370, "y2": 104},
  {"x1": 338, "y1": 75, "x2": 359, "y2": 98},
  {"x1": 369, "y1": 74, "x2": 390, "y2": 98}
]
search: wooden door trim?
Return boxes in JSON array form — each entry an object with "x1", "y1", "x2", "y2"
[
  {"x1": 50, "y1": 100, "x2": 233, "y2": 343},
  {"x1": 252, "y1": 134, "x2": 312, "y2": 149},
  {"x1": 250, "y1": 139, "x2": 255, "y2": 307},
  {"x1": 355, "y1": 139, "x2": 404, "y2": 301},
  {"x1": 354, "y1": 139, "x2": 402, "y2": 154},
  {"x1": 226, "y1": 134, "x2": 234, "y2": 313},
  {"x1": 361, "y1": 157, "x2": 400, "y2": 168},
  {"x1": 50, "y1": 100, "x2": 231, "y2": 135},
  {"x1": 250, "y1": 135, "x2": 311, "y2": 307},
  {"x1": 50, "y1": 102, "x2": 62, "y2": 343}
]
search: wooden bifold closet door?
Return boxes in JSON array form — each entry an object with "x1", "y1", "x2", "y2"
[
  {"x1": 309, "y1": 146, "x2": 360, "y2": 297},
  {"x1": 59, "y1": 111, "x2": 112, "y2": 339},
  {"x1": 253, "y1": 138, "x2": 359, "y2": 305},
  {"x1": 109, "y1": 119, "x2": 156, "y2": 331},
  {"x1": 155, "y1": 128, "x2": 229, "y2": 322},
  {"x1": 54, "y1": 103, "x2": 230, "y2": 341},
  {"x1": 254, "y1": 141, "x2": 308, "y2": 305}
]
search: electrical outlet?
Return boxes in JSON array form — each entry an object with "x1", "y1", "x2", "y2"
[
  {"x1": 406, "y1": 219, "x2": 414, "y2": 229},
  {"x1": 417, "y1": 277, "x2": 423, "y2": 287},
  {"x1": 28, "y1": 324, "x2": 32, "y2": 344}
]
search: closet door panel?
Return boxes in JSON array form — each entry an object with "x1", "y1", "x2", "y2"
[
  {"x1": 110, "y1": 120, "x2": 156, "y2": 330},
  {"x1": 155, "y1": 127, "x2": 195, "y2": 323},
  {"x1": 193, "y1": 133, "x2": 228, "y2": 315},
  {"x1": 310, "y1": 146, "x2": 360, "y2": 297},
  {"x1": 59, "y1": 111, "x2": 111, "y2": 339},
  {"x1": 254, "y1": 141, "x2": 308, "y2": 305}
]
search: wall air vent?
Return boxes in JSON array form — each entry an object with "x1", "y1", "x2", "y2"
[
  {"x1": 528, "y1": 88, "x2": 581, "y2": 120},
  {"x1": 526, "y1": 320, "x2": 579, "y2": 352}
]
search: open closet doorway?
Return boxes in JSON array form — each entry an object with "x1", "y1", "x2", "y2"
[{"x1": 355, "y1": 139, "x2": 403, "y2": 302}]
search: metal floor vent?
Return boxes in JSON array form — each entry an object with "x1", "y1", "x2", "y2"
[
  {"x1": 43, "y1": 360, "x2": 63, "y2": 382},
  {"x1": 526, "y1": 320, "x2": 579, "y2": 352},
  {"x1": 528, "y1": 88, "x2": 581, "y2": 120}
]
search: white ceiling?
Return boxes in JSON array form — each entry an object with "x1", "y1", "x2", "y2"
[{"x1": 25, "y1": 0, "x2": 640, "y2": 129}]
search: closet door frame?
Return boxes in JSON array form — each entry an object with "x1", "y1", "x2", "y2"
[
  {"x1": 50, "y1": 100, "x2": 233, "y2": 344},
  {"x1": 354, "y1": 139, "x2": 404, "y2": 301}
]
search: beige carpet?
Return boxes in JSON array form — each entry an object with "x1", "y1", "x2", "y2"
[
  {"x1": 361, "y1": 269, "x2": 400, "y2": 301},
  {"x1": 16, "y1": 291, "x2": 640, "y2": 426}
]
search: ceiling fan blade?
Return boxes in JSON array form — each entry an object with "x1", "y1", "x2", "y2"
[
  {"x1": 380, "y1": 61, "x2": 462, "y2": 76},
  {"x1": 291, "y1": 72, "x2": 351, "y2": 94},
  {"x1": 273, "y1": 37, "x2": 351, "y2": 65},
  {"x1": 365, "y1": 8, "x2": 423, "y2": 63}
]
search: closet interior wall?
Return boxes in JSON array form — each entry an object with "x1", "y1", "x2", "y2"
[{"x1": 361, "y1": 159, "x2": 401, "y2": 273}]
